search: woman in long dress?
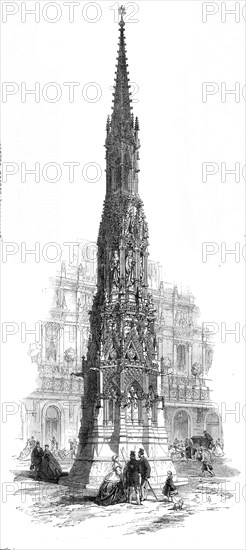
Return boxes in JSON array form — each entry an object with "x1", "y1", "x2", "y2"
[
  {"x1": 38, "y1": 445, "x2": 62, "y2": 482},
  {"x1": 95, "y1": 455, "x2": 126, "y2": 506},
  {"x1": 18, "y1": 436, "x2": 36, "y2": 460},
  {"x1": 18, "y1": 440, "x2": 31, "y2": 460},
  {"x1": 213, "y1": 443, "x2": 224, "y2": 457}
]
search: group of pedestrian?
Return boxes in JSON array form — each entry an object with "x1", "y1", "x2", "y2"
[
  {"x1": 125, "y1": 448, "x2": 151, "y2": 504},
  {"x1": 95, "y1": 448, "x2": 151, "y2": 506},
  {"x1": 30, "y1": 441, "x2": 63, "y2": 482},
  {"x1": 27, "y1": 432, "x2": 217, "y2": 498}
]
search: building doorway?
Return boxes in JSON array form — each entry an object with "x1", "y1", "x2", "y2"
[
  {"x1": 173, "y1": 410, "x2": 189, "y2": 441},
  {"x1": 206, "y1": 412, "x2": 220, "y2": 441},
  {"x1": 45, "y1": 405, "x2": 60, "y2": 447}
]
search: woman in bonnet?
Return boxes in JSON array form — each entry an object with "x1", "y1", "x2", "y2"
[{"x1": 95, "y1": 454, "x2": 126, "y2": 506}]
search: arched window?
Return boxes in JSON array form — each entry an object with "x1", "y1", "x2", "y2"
[
  {"x1": 177, "y1": 344, "x2": 186, "y2": 370},
  {"x1": 104, "y1": 386, "x2": 118, "y2": 425},
  {"x1": 46, "y1": 406, "x2": 59, "y2": 419},
  {"x1": 45, "y1": 405, "x2": 60, "y2": 447}
]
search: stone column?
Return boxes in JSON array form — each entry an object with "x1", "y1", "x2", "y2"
[
  {"x1": 173, "y1": 342, "x2": 177, "y2": 373},
  {"x1": 77, "y1": 324, "x2": 81, "y2": 367},
  {"x1": 59, "y1": 324, "x2": 64, "y2": 364},
  {"x1": 135, "y1": 247, "x2": 140, "y2": 282},
  {"x1": 41, "y1": 323, "x2": 46, "y2": 362},
  {"x1": 119, "y1": 244, "x2": 125, "y2": 283},
  {"x1": 188, "y1": 343, "x2": 192, "y2": 376},
  {"x1": 144, "y1": 252, "x2": 149, "y2": 296},
  {"x1": 202, "y1": 343, "x2": 206, "y2": 372},
  {"x1": 118, "y1": 402, "x2": 128, "y2": 459}
]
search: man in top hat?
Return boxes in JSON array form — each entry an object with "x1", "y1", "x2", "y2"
[
  {"x1": 123, "y1": 450, "x2": 141, "y2": 505},
  {"x1": 138, "y1": 448, "x2": 151, "y2": 501}
]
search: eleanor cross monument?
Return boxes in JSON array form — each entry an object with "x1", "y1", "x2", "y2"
[{"x1": 62, "y1": 6, "x2": 175, "y2": 489}]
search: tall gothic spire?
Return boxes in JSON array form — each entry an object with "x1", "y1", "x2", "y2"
[
  {"x1": 111, "y1": 9, "x2": 132, "y2": 134},
  {"x1": 63, "y1": 8, "x2": 172, "y2": 490},
  {"x1": 105, "y1": 7, "x2": 140, "y2": 196}
]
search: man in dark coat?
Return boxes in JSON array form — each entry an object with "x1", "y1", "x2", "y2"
[
  {"x1": 124, "y1": 451, "x2": 141, "y2": 505},
  {"x1": 138, "y1": 448, "x2": 151, "y2": 501},
  {"x1": 203, "y1": 430, "x2": 213, "y2": 449},
  {"x1": 30, "y1": 441, "x2": 44, "y2": 479}
]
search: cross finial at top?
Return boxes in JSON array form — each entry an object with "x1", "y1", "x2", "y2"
[{"x1": 119, "y1": 5, "x2": 126, "y2": 25}]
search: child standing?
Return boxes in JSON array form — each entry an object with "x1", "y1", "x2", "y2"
[{"x1": 162, "y1": 470, "x2": 179, "y2": 501}]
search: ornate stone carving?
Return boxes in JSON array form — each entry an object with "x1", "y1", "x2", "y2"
[
  {"x1": 174, "y1": 310, "x2": 193, "y2": 338},
  {"x1": 64, "y1": 347, "x2": 76, "y2": 363},
  {"x1": 28, "y1": 342, "x2": 41, "y2": 364},
  {"x1": 197, "y1": 408, "x2": 205, "y2": 423},
  {"x1": 191, "y1": 362, "x2": 202, "y2": 377},
  {"x1": 110, "y1": 250, "x2": 120, "y2": 289},
  {"x1": 145, "y1": 385, "x2": 157, "y2": 419},
  {"x1": 125, "y1": 248, "x2": 135, "y2": 287},
  {"x1": 161, "y1": 356, "x2": 173, "y2": 375},
  {"x1": 205, "y1": 345, "x2": 214, "y2": 373}
]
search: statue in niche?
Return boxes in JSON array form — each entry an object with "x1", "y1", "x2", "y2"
[
  {"x1": 191, "y1": 362, "x2": 202, "y2": 377},
  {"x1": 206, "y1": 345, "x2": 214, "y2": 371},
  {"x1": 138, "y1": 213, "x2": 144, "y2": 239},
  {"x1": 56, "y1": 290, "x2": 61, "y2": 308},
  {"x1": 61, "y1": 293, "x2": 67, "y2": 309},
  {"x1": 152, "y1": 333, "x2": 157, "y2": 353},
  {"x1": 126, "y1": 210, "x2": 134, "y2": 236},
  {"x1": 145, "y1": 401, "x2": 152, "y2": 420},
  {"x1": 125, "y1": 249, "x2": 135, "y2": 287},
  {"x1": 123, "y1": 386, "x2": 138, "y2": 407},
  {"x1": 61, "y1": 261, "x2": 66, "y2": 278},
  {"x1": 159, "y1": 306, "x2": 165, "y2": 324},
  {"x1": 145, "y1": 385, "x2": 155, "y2": 419},
  {"x1": 140, "y1": 254, "x2": 144, "y2": 282},
  {"x1": 46, "y1": 338, "x2": 56, "y2": 362},
  {"x1": 143, "y1": 219, "x2": 148, "y2": 240},
  {"x1": 135, "y1": 286, "x2": 142, "y2": 308},
  {"x1": 138, "y1": 320, "x2": 146, "y2": 345},
  {"x1": 78, "y1": 263, "x2": 85, "y2": 279},
  {"x1": 110, "y1": 250, "x2": 120, "y2": 289},
  {"x1": 125, "y1": 386, "x2": 139, "y2": 422}
]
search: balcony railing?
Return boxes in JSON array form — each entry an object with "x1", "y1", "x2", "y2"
[
  {"x1": 162, "y1": 374, "x2": 207, "y2": 386},
  {"x1": 40, "y1": 374, "x2": 83, "y2": 394},
  {"x1": 162, "y1": 374, "x2": 210, "y2": 403}
]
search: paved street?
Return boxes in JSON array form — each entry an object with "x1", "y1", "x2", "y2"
[{"x1": 2, "y1": 455, "x2": 243, "y2": 550}]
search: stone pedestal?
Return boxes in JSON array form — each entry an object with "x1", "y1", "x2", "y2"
[{"x1": 60, "y1": 403, "x2": 176, "y2": 489}]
